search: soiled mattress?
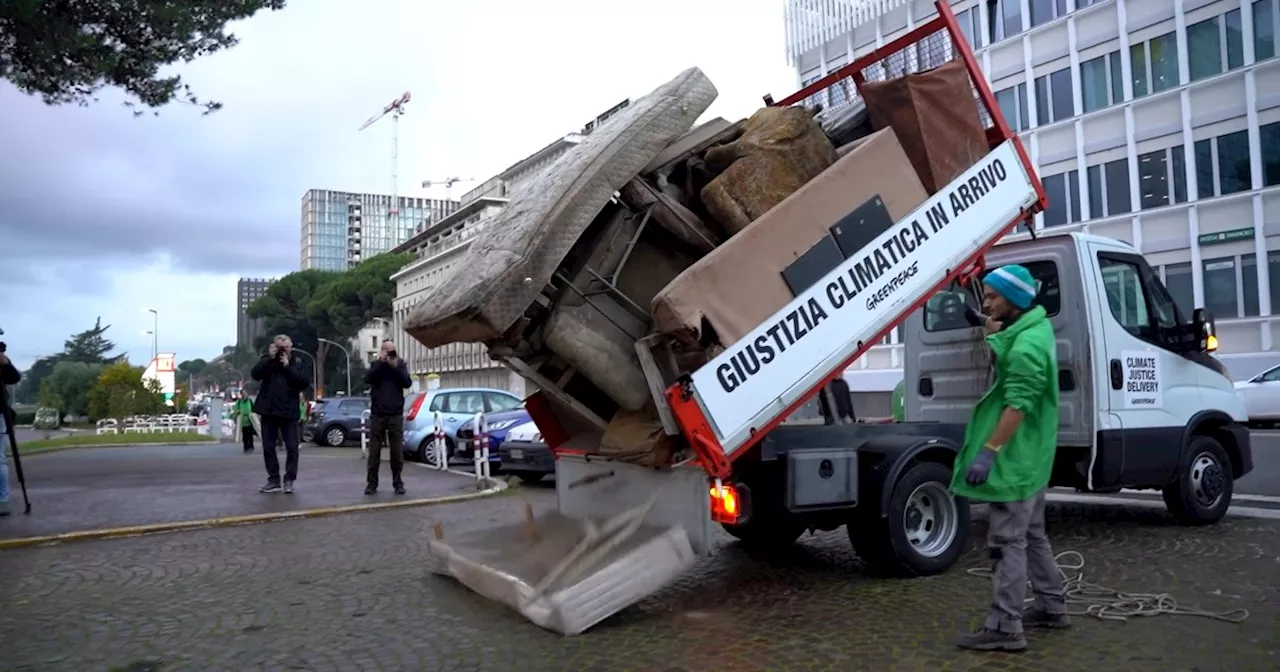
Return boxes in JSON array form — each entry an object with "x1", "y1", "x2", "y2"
[{"x1": 405, "y1": 68, "x2": 719, "y2": 348}]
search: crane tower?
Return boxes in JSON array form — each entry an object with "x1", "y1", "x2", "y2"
[
  {"x1": 358, "y1": 91, "x2": 412, "y2": 218},
  {"x1": 421, "y1": 176, "x2": 476, "y2": 201}
]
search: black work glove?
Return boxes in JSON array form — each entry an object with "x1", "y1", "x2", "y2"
[
  {"x1": 963, "y1": 304, "x2": 985, "y2": 328},
  {"x1": 965, "y1": 447, "x2": 998, "y2": 485}
]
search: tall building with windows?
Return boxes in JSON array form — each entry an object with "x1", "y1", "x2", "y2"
[
  {"x1": 786, "y1": 0, "x2": 1280, "y2": 380},
  {"x1": 236, "y1": 277, "x2": 276, "y2": 349},
  {"x1": 300, "y1": 190, "x2": 458, "y2": 271}
]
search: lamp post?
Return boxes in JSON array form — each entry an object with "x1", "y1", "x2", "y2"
[
  {"x1": 317, "y1": 337, "x2": 352, "y2": 395},
  {"x1": 145, "y1": 308, "x2": 158, "y2": 363}
]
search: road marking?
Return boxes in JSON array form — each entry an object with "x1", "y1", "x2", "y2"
[
  {"x1": 1115, "y1": 488, "x2": 1280, "y2": 504},
  {"x1": 1045, "y1": 492, "x2": 1280, "y2": 520},
  {"x1": 0, "y1": 477, "x2": 508, "y2": 551}
]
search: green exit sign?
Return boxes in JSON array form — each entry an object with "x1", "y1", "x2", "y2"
[{"x1": 1198, "y1": 228, "x2": 1254, "y2": 246}]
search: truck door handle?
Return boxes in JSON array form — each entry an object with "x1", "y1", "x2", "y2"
[{"x1": 1109, "y1": 359, "x2": 1123, "y2": 390}]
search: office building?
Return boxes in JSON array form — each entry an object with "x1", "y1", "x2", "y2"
[
  {"x1": 236, "y1": 277, "x2": 276, "y2": 349},
  {"x1": 786, "y1": 0, "x2": 1280, "y2": 386},
  {"x1": 300, "y1": 190, "x2": 458, "y2": 272}
]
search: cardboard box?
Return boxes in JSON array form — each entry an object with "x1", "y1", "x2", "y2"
[{"x1": 650, "y1": 127, "x2": 929, "y2": 348}]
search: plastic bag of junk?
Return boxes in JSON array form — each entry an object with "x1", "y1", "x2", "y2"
[{"x1": 426, "y1": 498, "x2": 696, "y2": 636}]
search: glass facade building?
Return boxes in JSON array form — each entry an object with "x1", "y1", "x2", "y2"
[
  {"x1": 786, "y1": 0, "x2": 1280, "y2": 380},
  {"x1": 299, "y1": 190, "x2": 458, "y2": 271}
]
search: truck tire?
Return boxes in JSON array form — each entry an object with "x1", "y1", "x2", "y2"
[
  {"x1": 848, "y1": 461, "x2": 969, "y2": 577},
  {"x1": 1162, "y1": 435, "x2": 1232, "y2": 526}
]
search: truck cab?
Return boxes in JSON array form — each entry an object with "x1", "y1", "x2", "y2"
[{"x1": 908, "y1": 232, "x2": 1252, "y2": 524}]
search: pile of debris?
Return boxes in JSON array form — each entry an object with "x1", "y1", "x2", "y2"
[{"x1": 405, "y1": 59, "x2": 989, "y2": 465}]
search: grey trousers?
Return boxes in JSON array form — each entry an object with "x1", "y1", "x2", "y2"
[{"x1": 984, "y1": 489, "x2": 1067, "y2": 634}]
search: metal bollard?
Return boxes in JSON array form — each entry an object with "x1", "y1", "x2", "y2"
[
  {"x1": 471, "y1": 411, "x2": 490, "y2": 487},
  {"x1": 360, "y1": 409, "x2": 371, "y2": 459},
  {"x1": 433, "y1": 411, "x2": 448, "y2": 470}
]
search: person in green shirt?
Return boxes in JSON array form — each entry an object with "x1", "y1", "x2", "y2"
[
  {"x1": 952, "y1": 264, "x2": 1068, "y2": 653},
  {"x1": 229, "y1": 389, "x2": 255, "y2": 453}
]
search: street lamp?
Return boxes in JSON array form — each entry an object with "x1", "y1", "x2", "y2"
[
  {"x1": 317, "y1": 337, "x2": 352, "y2": 395},
  {"x1": 144, "y1": 308, "x2": 158, "y2": 363}
]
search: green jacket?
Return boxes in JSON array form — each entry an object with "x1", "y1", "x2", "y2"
[
  {"x1": 230, "y1": 398, "x2": 253, "y2": 427},
  {"x1": 891, "y1": 379, "x2": 905, "y2": 422},
  {"x1": 950, "y1": 305, "x2": 1058, "y2": 503}
]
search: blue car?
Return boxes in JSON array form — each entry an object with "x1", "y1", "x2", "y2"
[{"x1": 453, "y1": 408, "x2": 531, "y2": 466}]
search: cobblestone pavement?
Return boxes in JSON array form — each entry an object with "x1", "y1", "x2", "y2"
[
  {"x1": 0, "y1": 444, "x2": 480, "y2": 539},
  {"x1": 0, "y1": 486, "x2": 1275, "y2": 672}
]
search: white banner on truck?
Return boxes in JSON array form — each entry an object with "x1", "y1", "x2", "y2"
[{"x1": 690, "y1": 140, "x2": 1038, "y2": 454}]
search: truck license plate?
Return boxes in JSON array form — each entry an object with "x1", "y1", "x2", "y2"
[{"x1": 508, "y1": 449, "x2": 523, "y2": 459}]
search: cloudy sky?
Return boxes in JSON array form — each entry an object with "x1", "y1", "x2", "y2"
[{"x1": 0, "y1": 0, "x2": 798, "y2": 371}]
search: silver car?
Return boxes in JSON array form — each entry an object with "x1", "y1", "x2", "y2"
[{"x1": 401, "y1": 387, "x2": 523, "y2": 464}]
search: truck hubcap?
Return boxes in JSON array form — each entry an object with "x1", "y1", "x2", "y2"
[
  {"x1": 903, "y1": 482, "x2": 958, "y2": 558},
  {"x1": 1190, "y1": 452, "x2": 1225, "y2": 508}
]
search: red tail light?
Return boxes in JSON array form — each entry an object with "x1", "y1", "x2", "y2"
[{"x1": 405, "y1": 394, "x2": 426, "y2": 421}]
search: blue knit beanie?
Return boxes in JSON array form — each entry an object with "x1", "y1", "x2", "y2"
[{"x1": 984, "y1": 264, "x2": 1037, "y2": 310}]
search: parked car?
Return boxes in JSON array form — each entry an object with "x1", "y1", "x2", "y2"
[
  {"x1": 402, "y1": 387, "x2": 524, "y2": 463},
  {"x1": 1235, "y1": 363, "x2": 1280, "y2": 427},
  {"x1": 497, "y1": 420, "x2": 554, "y2": 485},
  {"x1": 304, "y1": 396, "x2": 372, "y2": 446},
  {"x1": 454, "y1": 407, "x2": 531, "y2": 467}
]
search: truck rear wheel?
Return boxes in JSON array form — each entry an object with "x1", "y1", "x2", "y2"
[
  {"x1": 1162, "y1": 435, "x2": 1232, "y2": 526},
  {"x1": 849, "y1": 461, "x2": 969, "y2": 577}
]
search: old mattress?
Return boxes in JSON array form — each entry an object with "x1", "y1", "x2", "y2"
[
  {"x1": 405, "y1": 67, "x2": 719, "y2": 348},
  {"x1": 650, "y1": 127, "x2": 928, "y2": 348}
]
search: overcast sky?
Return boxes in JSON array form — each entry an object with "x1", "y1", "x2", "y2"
[{"x1": 0, "y1": 0, "x2": 797, "y2": 370}]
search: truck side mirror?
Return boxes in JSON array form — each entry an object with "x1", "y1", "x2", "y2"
[{"x1": 1192, "y1": 308, "x2": 1218, "y2": 352}]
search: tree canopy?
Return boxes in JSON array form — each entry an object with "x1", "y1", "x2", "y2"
[
  {"x1": 87, "y1": 362, "x2": 166, "y2": 421},
  {"x1": 15, "y1": 318, "x2": 127, "y2": 405},
  {"x1": 0, "y1": 0, "x2": 287, "y2": 116},
  {"x1": 248, "y1": 253, "x2": 412, "y2": 396}
]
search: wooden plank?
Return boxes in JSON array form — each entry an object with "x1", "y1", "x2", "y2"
[
  {"x1": 634, "y1": 335, "x2": 680, "y2": 436},
  {"x1": 504, "y1": 356, "x2": 609, "y2": 430}
]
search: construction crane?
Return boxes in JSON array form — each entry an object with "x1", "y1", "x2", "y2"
[
  {"x1": 358, "y1": 91, "x2": 412, "y2": 217},
  {"x1": 421, "y1": 176, "x2": 476, "y2": 200}
]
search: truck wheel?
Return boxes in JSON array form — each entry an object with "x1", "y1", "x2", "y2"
[
  {"x1": 1162, "y1": 435, "x2": 1232, "y2": 526},
  {"x1": 849, "y1": 461, "x2": 969, "y2": 577}
]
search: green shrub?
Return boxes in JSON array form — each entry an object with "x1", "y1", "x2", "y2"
[{"x1": 11, "y1": 410, "x2": 36, "y2": 425}]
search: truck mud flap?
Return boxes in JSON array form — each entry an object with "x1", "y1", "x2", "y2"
[{"x1": 426, "y1": 497, "x2": 696, "y2": 636}]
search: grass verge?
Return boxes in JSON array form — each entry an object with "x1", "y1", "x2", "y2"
[{"x1": 11, "y1": 432, "x2": 217, "y2": 455}]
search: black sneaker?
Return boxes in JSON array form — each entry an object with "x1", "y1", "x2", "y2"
[
  {"x1": 260, "y1": 481, "x2": 282, "y2": 494},
  {"x1": 393, "y1": 484, "x2": 406, "y2": 495},
  {"x1": 957, "y1": 628, "x2": 1027, "y2": 652},
  {"x1": 283, "y1": 480, "x2": 294, "y2": 494},
  {"x1": 1023, "y1": 606, "x2": 1071, "y2": 629},
  {"x1": 364, "y1": 484, "x2": 377, "y2": 495}
]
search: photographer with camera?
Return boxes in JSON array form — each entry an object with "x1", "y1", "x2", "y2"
[
  {"x1": 0, "y1": 340, "x2": 23, "y2": 517},
  {"x1": 363, "y1": 339, "x2": 412, "y2": 496},
  {"x1": 250, "y1": 334, "x2": 309, "y2": 494}
]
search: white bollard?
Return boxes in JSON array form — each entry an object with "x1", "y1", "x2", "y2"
[
  {"x1": 471, "y1": 411, "x2": 490, "y2": 487},
  {"x1": 360, "y1": 409, "x2": 371, "y2": 459},
  {"x1": 433, "y1": 411, "x2": 448, "y2": 470}
]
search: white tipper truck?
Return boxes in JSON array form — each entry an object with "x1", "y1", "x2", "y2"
[{"x1": 415, "y1": 1, "x2": 1253, "y2": 635}]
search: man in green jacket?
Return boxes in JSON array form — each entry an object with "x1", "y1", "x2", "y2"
[
  {"x1": 229, "y1": 389, "x2": 255, "y2": 453},
  {"x1": 952, "y1": 264, "x2": 1068, "y2": 652}
]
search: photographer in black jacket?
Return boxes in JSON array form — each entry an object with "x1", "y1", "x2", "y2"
[
  {"x1": 0, "y1": 346, "x2": 20, "y2": 516},
  {"x1": 363, "y1": 339, "x2": 412, "y2": 495},
  {"x1": 250, "y1": 334, "x2": 309, "y2": 494}
]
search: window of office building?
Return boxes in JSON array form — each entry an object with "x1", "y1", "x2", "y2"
[
  {"x1": 1087, "y1": 158, "x2": 1132, "y2": 218},
  {"x1": 1164, "y1": 262, "x2": 1195, "y2": 317},
  {"x1": 996, "y1": 83, "x2": 1031, "y2": 132},
  {"x1": 1030, "y1": 0, "x2": 1068, "y2": 28},
  {"x1": 956, "y1": 6, "x2": 982, "y2": 50},
  {"x1": 1187, "y1": 14, "x2": 1246, "y2": 81},
  {"x1": 1080, "y1": 51, "x2": 1125, "y2": 113},
  {"x1": 1132, "y1": 33, "x2": 1179, "y2": 98},
  {"x1": 1138, "y1": 147, "x2": 1172, "y2": 209},
  {"x1": 1243, "y1": 253, "x2": 1261, "y2": 317},
  {"x1": 1195, "y1": 138, "x2": 1215, "y2": 199},
  {"x1": 1035, "y1": 68, "x2": 1074, "y2": 125},
  {"x1": 1203, "y1": 257, "x2": 1243, "y2": 318},
  {"x1": 1270, "y1": 251, "x2": 1280, "y2": 310},
  {"x1": 988, "y1": 0, "x2": 1023, "y2": 44},
  {"x1": 1042, "y1": 170, "x2": 1081, "y2": 227},
  {"x1": 1217, "y1": 130, "x2": 1252, "y2": 195},
  {"x1": 1257, "y1": 0, "x2": 1277, "y2": 61},
  {"x1": 1170, "y1": 145, "x2": 1189, "y2": 203},
  {"x1": 1262, "y1": 121, "x2": 1280, "y2": 187}
]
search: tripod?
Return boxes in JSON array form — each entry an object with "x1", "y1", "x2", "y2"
[{"x1": 3, "y1": 407, "x2": 31, "y2": 515}]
